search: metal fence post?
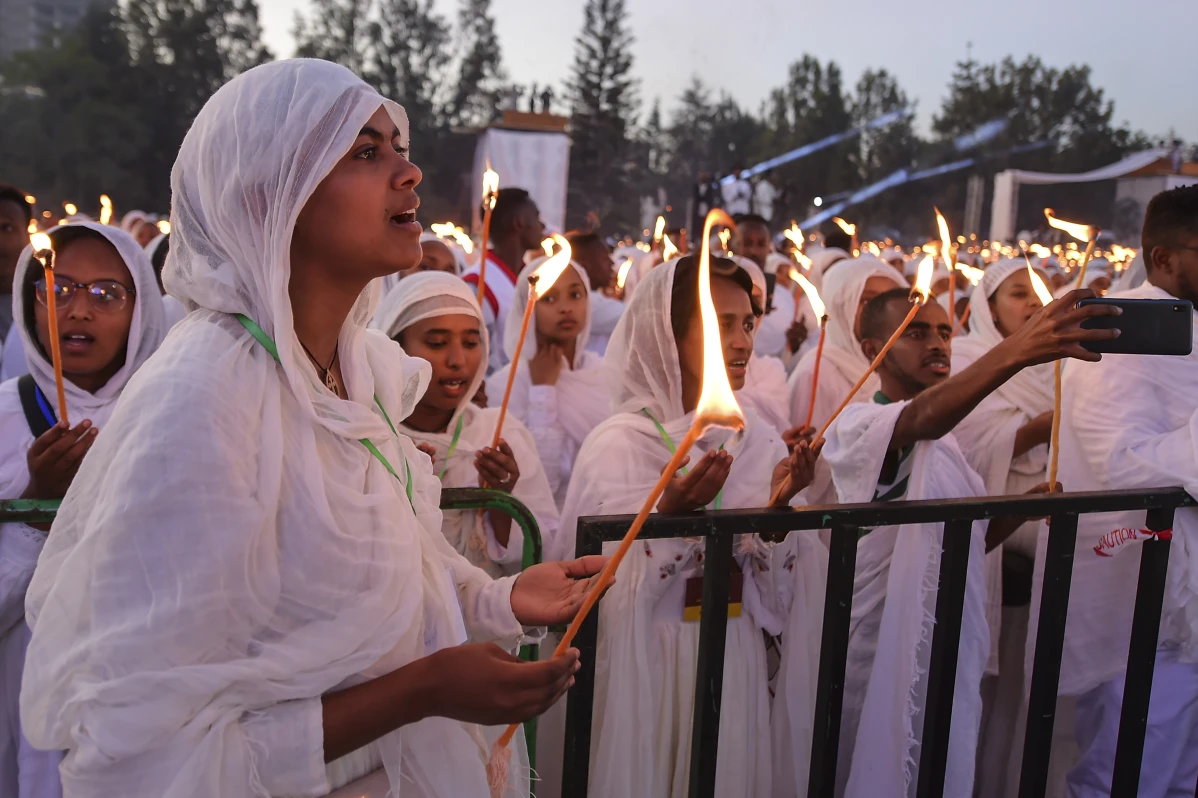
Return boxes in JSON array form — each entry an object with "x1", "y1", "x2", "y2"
[
  {"x1": 806, "y1": 525, "x2": 860, "y2": 798},
  {"x1": 686, "y1": 526, "x2": 734, "y2": 798},
  {"x1": 1110, "y1": 507, "x2": 1175, "y2": 795},
  {"x1": 561, "y1": 519, "x2": 604, "y2": 798},
  {"x1": 1018, "y1": 513, "x2": 1080, "y2": 798},
  {"x1": 915, "y1": 519, "x2": 975, "y2": 798}
]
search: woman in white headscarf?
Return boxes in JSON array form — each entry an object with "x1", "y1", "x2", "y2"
[
  {"x1": 0, "y1": 221, "x2": 167, "y2": 798},
  {"x1": 483, "y1": 258, "x2": 610, "y2": 508},
  {"x1": 786, "y1": 257, "x2": 906, "y2": 434},
  {"x1": 732, "y1": 257, "x2": 792, "y2": 436},
  {"x1": 19, "y1": 59, "x2": 604, "y2": 798},
  {"x1": 951, "y1": 258, "x2": 1056, "y2": 798},
  {"x1": 374, "y1": 271, "x2": 560, "y2": 576},
  {"x1": 551, "y1": 255, "x2": 821, "y2": 798}
]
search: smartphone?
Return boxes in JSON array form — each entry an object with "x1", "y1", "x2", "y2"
[{"x1": 1078, "y1": 297, "x2": 1193, "y2": 356}]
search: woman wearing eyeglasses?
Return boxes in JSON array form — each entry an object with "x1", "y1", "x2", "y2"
[{"x1": 0, "y1": 220, "x2": 167, "y2": 798}]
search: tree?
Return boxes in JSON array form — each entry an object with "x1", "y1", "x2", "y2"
[
  {"x1": 566, "y1": 0, "x2": 639, "y2": 230},
  {"x1": 292, "y1": 0, "x2": 376, "y2": 76},
  {"x1": 445, "y1": 0, "x2": 506, "y2": 129}
]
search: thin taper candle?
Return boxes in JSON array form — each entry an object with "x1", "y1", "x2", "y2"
[
  {"x1": 489, "y1": 282, "x2": 536, "y2": 449},
  {"x1": 43, "y1": 262, "x2": 68, "y2": 425},
  {"x1": 803, "y1": 316, "x2": 829, "y2": 429},
  {"x1": 1048, "y1": 361, "x2": 1062, "y2": 491}
]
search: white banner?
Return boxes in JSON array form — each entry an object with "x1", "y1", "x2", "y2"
[{"x1": 472, "y1": 128, "x2": 570, "y2": 234}]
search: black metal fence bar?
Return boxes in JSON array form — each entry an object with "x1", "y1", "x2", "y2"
[
  {"x1": 562, "y1": 487, "x2": 1192, "y2": 798},
  {"x1": 1111, "y1": 506, "x2": 1176, "y2": 794},
  {"x1": 915, "y1": 518, "x2": 975, "y2": 798},
  {"x1": 806, "y1": 524, "x2": 860, "y2": 798},
  {"x1": 1017, "y1": 512, "x2": 1080, "y2": 798},
  {"x1": 687, "y1": 527, "x2": 734, "y2": 798}
]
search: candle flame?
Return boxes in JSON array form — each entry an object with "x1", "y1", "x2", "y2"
[
  {"x1": 1025, "y1": 256, "x2": 1054, "y2": 307},
  {"x1": 782, "y1": 223, "x2": 804, "y2": 253},
  {"x1": 616, "y1": 257, "x2": 634, "y2": 290},
  {"x1": 541, "y1": 238, "x2": 555, "y2": 258},
  {"x1": 912, "y1": 254, "x2": 934, "y2": 304},
  {"x1": 653, "y1": 215, "x2": 665, "y2": 243},
  {"x1": 832, "y1": 217, "x2": 856, "y2": 236},
  {"x1": 30, "y1": 232, "x2": 52, "y2": 254},
  {"x1": 27, "y1": 220, "x2": 37, "y2": 235},
  {"x1": 24, "y1": 195, "x2": 35, "y2": 205},
  {"x1": 481, "y1": 166, "x2": 499, "y2": 210},
  {"x1": 63, "y1": 202, "x2": 77, "y2": 216},
  {"x1": 661, "y1": 232, "x2": 679, "y2": 261},
  {"x1": 935, "y1": 206, "x2": 955, "y2": 272},
  {"x1": 956, "y1": 262, "x2": 985, "y2": 285},
  {"x1": 788, "y1": 266, "x2": 825, "y2": 318},
  {"x1": 718, "y1": 228, "x2": 731, "y2": 251},
  {"x1": 430, "y1": 222, "x2": 474, "y2": 254},
  {"x1": 157, "y1": 219, "x2": 171, "y2": 235},
  {"x1": 865, "y1": 241, "x2": 880, "y2": 257},
  {"x1": 528, "y1": 234, "x2": 573, "y2": 299},
  {"x1": 99, "y1": 194, "x2": 113, "y2": 225},
  {"x1": 696, "y1": 209, "x2": 745, "y2": 429},
  {"x1": 1044, "y1": 208, "x2": 1096, "y2": 243}
]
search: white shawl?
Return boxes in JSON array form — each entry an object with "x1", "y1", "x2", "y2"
[
  {"x1": 484, "y1": 260, "x2": 611, "y2": 508},
  {"x1": 21, "y1": 59, "x2": 527, "y2": 798},
  {"x1": 374, "y1": 271, "x2": 561, "y2": 575},
  {"x1": 1027, "y1": 282, "x2": 1198, "y2": 696},
  {"x1": 818, "y1": 400, "x2": 989, "y2": 798},
  {"x1": 787, "y1": 258, "x2": 905, "y2": 431}
]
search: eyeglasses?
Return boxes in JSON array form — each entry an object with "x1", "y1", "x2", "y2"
[{"x1": 34, "y1": 276, "x2": 135, "y2": 314}]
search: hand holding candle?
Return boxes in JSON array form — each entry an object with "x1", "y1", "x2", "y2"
[
  {"x1": 485, "y1": 210, "x2": 746, "y2": 794},
  {"x1": 29, "y1": 233, "x2": 69, "y2": 426}
]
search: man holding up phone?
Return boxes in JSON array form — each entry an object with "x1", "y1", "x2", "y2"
[{"x1": 1044, "y1": 184, "x2": 1198, "y2": 797}]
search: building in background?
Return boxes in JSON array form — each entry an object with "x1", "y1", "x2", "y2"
[{"x1": 0, "y1": 0, "x2": 115, "y2": 60}]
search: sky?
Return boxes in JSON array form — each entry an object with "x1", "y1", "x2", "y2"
[{"x1": 259, "y1": 0, "x2": 1198, "y2": 143}]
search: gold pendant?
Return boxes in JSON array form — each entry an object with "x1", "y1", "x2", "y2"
[{"x1": 325, "y1": 371, "x2": 339, "y2": 393}]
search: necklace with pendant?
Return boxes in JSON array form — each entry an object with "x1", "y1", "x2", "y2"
[{"x1": 299, "y1": 338, "x2": 340, "y2": 395}]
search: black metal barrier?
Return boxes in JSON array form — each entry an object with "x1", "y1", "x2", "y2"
[{"x1": 561, "y1": 488, "x2": 1195, "y2": 798}]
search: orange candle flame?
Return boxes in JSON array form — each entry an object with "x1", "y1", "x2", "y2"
[
  {"x1": 616, "y1": 257, "x2": 634, "y2": 290},
  {"x1": 788, "y1": 266, "x2": 825, "y2": 319},
  {"x1": 99, "y1": 194, "x2": 113, "y2": 225},
  {"x1": 1044, "y1": 208, "x2": 1097, "y2": 243}
]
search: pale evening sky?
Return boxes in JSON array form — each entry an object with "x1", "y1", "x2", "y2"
[{"x1": 259, "y1": 0, "x2": 1198, "y2": 142}]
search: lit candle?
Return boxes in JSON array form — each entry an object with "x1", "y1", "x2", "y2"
[
  {"x1": 789, "y1": 267, "x2": 827, "y2": 429},
  {"x1": 476, "y1": 166, "x2": 499, "y2": 306},
  {"x1": 99, "y1": 194, "x2": 113, "y2": 225},
  {"x1": 1044, "y1": 208, "x2": 1100, "y2": 287},
  {"x1": 29, "y1": 232, "x2": 69, "y2": 425},
  {"x1": 1024, "y1": 256, "x2": 1061, "y2": 490},
  {"x1": 485, "y1": 210, "x2": 747, "y2": 792}
]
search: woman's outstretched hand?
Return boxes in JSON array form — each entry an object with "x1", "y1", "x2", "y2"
[
  {"x1": 770, "y1": 438, "x2": 823, "y2": 507},
  {"x1": 658, "y1": 450, "x2": 733, "y2": 514},
  {"x1": 510, "y1": 555, "x2": 610, "y2": 627}
]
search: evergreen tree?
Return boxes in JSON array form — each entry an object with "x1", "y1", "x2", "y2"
[
  {"x1": 371, "y1": 0, "x2": 451, "y2": 129},
  {"x1": 566, "y1": 0, "x2": 639, "y2": 230},
  {"x1": 292, "y1": 0, "x2": 376, "y2": 76},
  {"x1": 446, "y1": 0, "x2": 505, "y2": 128}
]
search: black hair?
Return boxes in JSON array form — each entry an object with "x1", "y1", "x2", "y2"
[
  {"x1": 669, "y1": 254, "x2": 763, "y2": 344},
  {"x1": 1142, "y1": 184, "x2": 1198, "y2": 271},
  {"x1": 489, "y1": 188, "x2": 534, "y2": 236},
  {"x1": 150, "y1": 234, "x2": 169, "y2": 292},
  {"x1": 733, "y1": 213, "x2": 771, "y2": 233},
  {"x1": 565, "y1": 230, "x2": 603, "y2": 251},
  {"x1": 0, "y1": 184, "x2": 33, "y2": 224},
  {"x1": 858, "y1": 287, "x2": 914, "y2": 343},
  {"x1": 821, "y1": 222, "x2": 853, "y2": 253}
]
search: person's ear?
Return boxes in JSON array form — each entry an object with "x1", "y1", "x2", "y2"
[
  {"x1": 1149, "y1": 245, "x2": 1172, "y2": 275},
  {"x1": 861, "y1": 337, "x2": 880, "y2": 361}
]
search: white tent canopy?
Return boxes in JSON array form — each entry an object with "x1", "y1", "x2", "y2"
[
  {"x1": 989, "y1": 149, "x2": 1168, "y2": 242},
  {"x1": 472, "y1": 128, "x2": 570, "y2": 234}
]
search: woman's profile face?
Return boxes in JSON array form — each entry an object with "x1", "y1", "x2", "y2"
[
  {"x1": 989, "y1": 271, "x2": 1043, "y2": 338},
  {"x1": 292, "y1": 106, "x2": 423, "y2": 283}
]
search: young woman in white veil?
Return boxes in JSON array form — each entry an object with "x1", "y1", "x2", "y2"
[
  {"x1": 787, "y1": 257, "x2": 906, "y2": 433},
  {"x1": 374, "y1": 271, "x2": 560, "y2": 578},
  {"x1": 484, "y1": 257, "x2": 610, "y2": 508},
  {"x1": 18, "y1": 59, "x2": 604, "y2": 798},
  {"x1": 0, "y1": 221, "x2": 167, "y2": 798},
  {"x1": 549, "y1": 255, "x2": 822, "y2": 798}
]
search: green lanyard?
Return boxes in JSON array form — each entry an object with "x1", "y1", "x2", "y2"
[
  {"x1": 235, "y1": 314, "x2": 413, "y2": 504},
  {"x1": 438, "y1": 414, "x2": 465, "y2": 480},
  {"x1": 642, "y1": 409, "x2": 723, "y2": 511}
]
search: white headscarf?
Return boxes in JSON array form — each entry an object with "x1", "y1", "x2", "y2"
[
  {"x1": 953, "y1": 258, "x2": 1054, "y2": 416},
  {"x1": 22, "y1": 59, "x2": 519, "y2": 798},
  {"x1": 12, "y1": 221, "x2": 167, "y2": 420},
  {"x1": 806, "y1": 246, "x2": 850, "y2": 291},
  {"x1": 419, "y1": 232, "x2": 466, "y2": 275},
  {"x1": 807, "y1": 256, "x2": 905, "y2": 390},
  {"x1": 376, "y1": 270, "x2": 561, "y2": 573},
  {"x1": 503, "y1": 258, "x2": 593, "y2": 366}
]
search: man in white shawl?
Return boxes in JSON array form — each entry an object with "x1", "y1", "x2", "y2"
[
  {"x1": 1032, "y1": 184, "x2": 1198, "y2": 797},
  {"x1": 732, "y1": 215, "x2": 795, "y2": 361},
  {"x1": 483, "y1": 258, "x2": 609, "y2": 509},
  {"x1": 950, "y1": 258, "x2": 1057, "y2": 798},
  {"x1": 549, "y1": 254, "x2": 822, "y2": 798},
  {"x1": 787, "y1": 257, "x2": 906, "y2": 434},
  {"x1": 374, "y1": 272, "x2": 561, "y2": 577},
  {"x1": 18, "y1": 59, "x2": 606, "y2": 798},
  {"x1": 0, "y1": 221, "x2": 167, "y2": 798},
  {"x1": 802, "y1": 284, "x2": 1116, "y2": 797}
]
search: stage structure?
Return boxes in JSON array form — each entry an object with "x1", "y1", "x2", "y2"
[{"x1": 472, "y1": 110, "x2": 571, "y2": 235}]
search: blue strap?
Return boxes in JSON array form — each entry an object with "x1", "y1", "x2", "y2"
[
  {"x1": 235, "y1": 314, "x2": 413, "y2": 503},
  {"x1": 33, "y1": 385, "x2": 57, "y2": 429}
]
